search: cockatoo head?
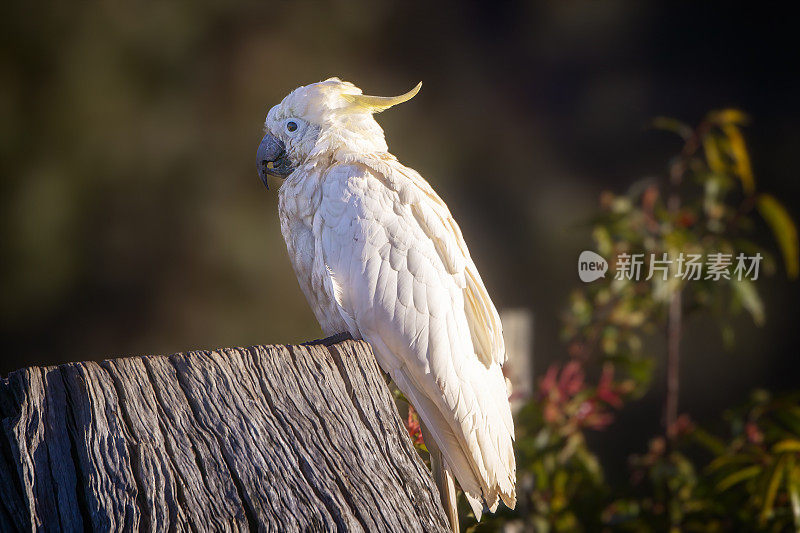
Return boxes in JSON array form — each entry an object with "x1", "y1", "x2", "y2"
[{"x1": 257, "y1": 77, "x2": 421, "y2": 188}]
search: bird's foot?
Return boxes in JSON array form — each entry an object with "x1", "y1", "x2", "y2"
[{"x1": 303, "y1": 332, "x2": 353, "y2": 347}]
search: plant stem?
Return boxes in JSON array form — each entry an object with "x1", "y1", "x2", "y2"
[
  {"x1": 665, "y1": 287, "x2": 682, "y2": 441},
  {"x1": 664, "y1": 135, "x2": 689, "y2": 532},
  {"x1": 665, "y1": 139, "x2": 689, "y2": 441}
]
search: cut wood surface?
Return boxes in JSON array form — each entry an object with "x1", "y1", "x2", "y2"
[{"x1": 0, "y1": 339, "x2": 449, "y2": 532}]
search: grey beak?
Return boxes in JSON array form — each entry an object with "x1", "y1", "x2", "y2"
[{"x1": 257, "y1": 133, "x2": 293, "y2": 189}]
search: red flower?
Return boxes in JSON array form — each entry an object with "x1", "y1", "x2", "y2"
[
  {"x1": 406, "y1": 405, "x2": 425, "y2": 446},
  {"x1": 539, "y1": 364, "x2": 560, "y2": 399},
  {"x1": 559, "y1": 361, "x2": 585, "y2": 396},
  {"x1": 595, "y1": 363, "x2": 624, "y2": 409},
  {"x1": 537, "y1": 361, "x2": 629, "y2": 431},
  {"x1": 671, "y1": 414, "x2": 695, "y2": 437},
  {"x1": 745, "y1": 422, "x2": 763, "y2": 445},
  {"x1": 677, "y1": 210, "x2": 697, "y2": 228}
]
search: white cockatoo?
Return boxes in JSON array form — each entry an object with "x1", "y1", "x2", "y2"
[{"x1": 257, "y1": 78, "x2": 516, "y2": 523}]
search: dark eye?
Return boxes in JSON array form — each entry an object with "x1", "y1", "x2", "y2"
[{"x1": 286, "y1": 121, "x2": 298, "y2": 132}]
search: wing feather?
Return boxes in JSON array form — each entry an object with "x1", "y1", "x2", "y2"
[{"x1": 316, "y1": 161, "x2": 516, "y2": 515}]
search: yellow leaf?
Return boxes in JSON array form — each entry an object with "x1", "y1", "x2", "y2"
[
  {"x1": 709, "y1": 108, "x2": 750, "y2": 126},
  {"x1": 758, "y1": 194, "x2": 800, "y2": 279},
  {"x1": 723, "y1": 124, "x2": 755, "y2": 195},
  {"x1": 703, "y1": 134, "x2": 727, "y2": 174},
  {"x1": 773, "y1": 439, "x2": 800, "y2": 454}
]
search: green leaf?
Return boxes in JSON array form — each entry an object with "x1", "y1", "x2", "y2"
[
  {"x1": 760, "y1": 455, "x2": 786, "y2": 525},
  {"x1": 787, "y1": 456, "x2": 800, "y2": 530},
  {"x1": 692, "y1": 427, "x2": 728, "y2": 456},
  {"x1": 721, "y1": 323, "x2": 735, "y2": 349},
  {"x1": 757, "y1": 194, "x2": 800, "y2": 279},
  {"x1": 730, "y1": 279, "x2": 765, "y2": 326},
  {"x1": 651, "y1": 116, "x2": 693, "y2": 140},
  {"x1": 707, "y1": 453, "x2": 756, "y2": 473},
  {"x1": 716, "y1": 464, "x2": 761, "y2": 491},
  {"x1": 774, "y1": 408, "x2": 800, "y2": 436}
]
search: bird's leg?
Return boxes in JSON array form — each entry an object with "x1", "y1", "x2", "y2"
[
  {"x1": 303, "y1": 331, "x2": 353, "y2": 346},
  {"x1": 421, "y1": 422, "x2": 460, "y2": 533}
]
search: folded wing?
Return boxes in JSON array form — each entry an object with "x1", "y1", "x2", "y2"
[{"x1": 315, "y1": 160, "x2": 516, "y2": 517}]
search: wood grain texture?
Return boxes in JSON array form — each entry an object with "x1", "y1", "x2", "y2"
[{"x1": 0, "y1": 339, "x2": 449, "y2": 532}]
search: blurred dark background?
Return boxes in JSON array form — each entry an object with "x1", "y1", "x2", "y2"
[{"x1": 2, "y1": 1, "x2": 798, "y2": 477}]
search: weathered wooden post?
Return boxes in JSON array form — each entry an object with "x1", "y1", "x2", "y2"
[
  {"x1": 0, "y1": 339, "x2": 449, "y2": 532},
  {"x1": 500, "y1": 308, "x2": 534, "y2": 415}
]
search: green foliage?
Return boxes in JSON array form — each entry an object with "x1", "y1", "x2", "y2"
[
  {"x1": 605, "y1": 391, "x2": 800, "y2": 532},
  {"x1": 490, "y1": 110, "x2": 800, "y2": 532},
  {"x1": 603, "y1": 435, "x2": 713, "y2": 532},
  {"x1": 565, "y1": 109, "x2": 798, "y2": 381},
  {"x1": 703, "y1": 390, "x2": 800, "y2": 531}
]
